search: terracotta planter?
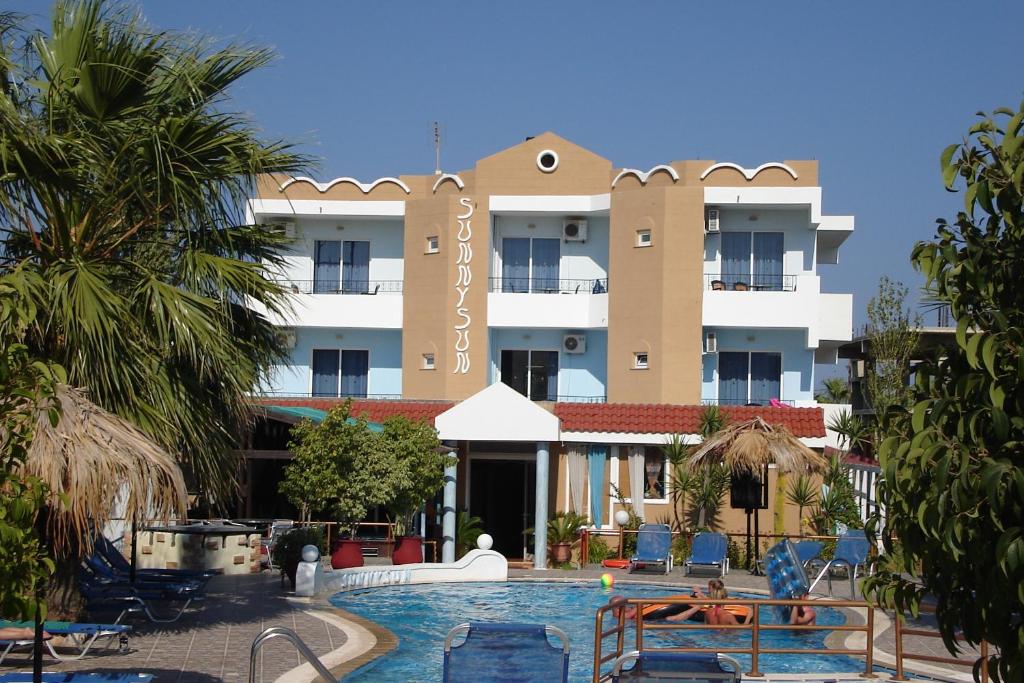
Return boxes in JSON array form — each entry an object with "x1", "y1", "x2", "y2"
[
  {"x1": 391, "y1": 536, "x2": 423, "y2": 565},
  {"x1": 331, "y1": 539, "x2": 364, "y2": 569},
  {"x1": 550, "y1": 542, "x2": 572, "y2": 565}
]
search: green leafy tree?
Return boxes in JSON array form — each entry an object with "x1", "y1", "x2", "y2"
[
  {"x1": 0, "y1": 1, "x2": 308, "y2": 504},
  {"x1": 785, "y1": 474, "x2": 817, "y2": 535},
  {"x1": 864, "y1": 277, "x2": 921, "y2": 432},
  {"x1": 0, "y1": 278, "x2": 63, "y2": 620},
  {"x1": 815, "y1": 377, "x2": 852, "y2": 404},
  {"x1": 381, "y1": 416, "x2": 453, "y2": 536},
  {"x1": 282, "y1": 403, "x2": 398, "y2": 535},
  {"x1": 865, "y1": 102, "x2": 1024, "y2": 682},
  {"x1": 827, "y1": 409, "x2": 871, "y2": 453},
  {"x1": 455, "y1": 511, "x2": 483, "y2": 559},
  {"x1": 669, "y1": 406, "x2": 730, "y2": 530}
]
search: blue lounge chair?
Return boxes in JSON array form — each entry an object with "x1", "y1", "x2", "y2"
[
  {"x1": 93, "y1": 536, "x2": 217, "y2": 582},
  {"x1": 794, "y1": 540, "x2": 824, "y2": 570},
  {"x1": 629, "y1": 524, "x2": 673, "y2": 575},
  {"x1": 442, "y1": 622, "x2": 570, "y2": 683},
  {"x1": 610, "y1": 651, "x2": 742, "y2": 682},
  {"x1": 82, "y1": 554, "x2": 207, "y2": 592},
  {"x1": 80, "y1": 573, "x2": 202, "y2": 623},
  {"x1": 684, "y1": 532, "x2": 728, "y2": 577},
  {"x1": 0, "y1": 675, "x2": 152, "y2": 683},
  {"x1": 0, "y1": 620, "x2": 130, "y2": 664},
  {"x1": 808, "y1": 530, "x2": 872, "y2": 597}
]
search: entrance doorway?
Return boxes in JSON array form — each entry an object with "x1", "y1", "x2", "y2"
[{"x1": 470, "y1": 458, "x2": 536, "y2": 560}]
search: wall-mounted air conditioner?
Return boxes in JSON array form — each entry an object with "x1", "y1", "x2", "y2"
[
  {"x1": 563, "y1": 334, "x2": 587, "y2": 354},
  {"x1": 272, "y1": 219, "x2": 297, "y2": 240},
  {"x1": 705, "y1": 208, "x2": 720, "y2": 233},
  {"x1": 563, "y1": 219, "x2": 588, "y2": 242},
  {"x1": 278, "y1": 328, "x2": 297, "y2": 349},
  {"x1": 852, "y1": 359, "x2": 867, "y2": 379},
  {"x1": 705, "y1": 332, "x2": 718, "y2": 354}
]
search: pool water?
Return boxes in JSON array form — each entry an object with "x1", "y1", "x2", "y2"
[{"x1": 331, "y1": 581, "x2": 863, "y2": 682}]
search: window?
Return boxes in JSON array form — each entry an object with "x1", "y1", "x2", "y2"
[
  {"x1": 720, "y1": 232, "x2": 784, "y2": 291},
  {"x1": 313, "y1": 240, "x2": 370, "y2": 294},
  {"x1": 634, "y1": 352, "x2": 649, "y2": 369},
  {"x1": 425, "y1": 236, "x2": 439, "y2": 254},
  {"x1": 642, "y1": 447, "x2": 667, "y2": 500},
  {"x1": 313, "y1": 240, "x2": 341, "y2": 293},
  {"x1": 422, "y1": 353, "x2": 435, "y2": 370},
  {"x1": 500, "y1": 349, "x2": 558, "y2": 401},
  {"x1": 311, "y1": 349, "x2": 369, "y2": 397},
  {"x1": 636, "y1": 229, "x2": 652, "y2": 247},
  {"x1": 341, "y1": 241, "x2": 370, "y2": 294},
  {"x1": 501, "y1": 237, "x2": 561, "y2": 293},
  {"x1": 718, "y1": 351, "x2": 781, "y2": 405}
]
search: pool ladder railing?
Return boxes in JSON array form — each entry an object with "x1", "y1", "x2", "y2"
[{"x1": 250, "y1": 626, "x2": 336, "y2": 683}]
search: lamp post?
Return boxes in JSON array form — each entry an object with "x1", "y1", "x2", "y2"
[{"x1": 614, "y1": 509, "x2": 630, "y2": 559}]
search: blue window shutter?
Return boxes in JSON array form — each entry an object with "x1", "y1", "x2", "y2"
[
  {"x1": 342, "y1": 241, "x2": 370, "y2": 294},
  {"x1": 313, "y1": 241, "x2": 341, "y2": 293},
  {"x1": 311, "y1": 350, "x2": 339, "y2": 397},
  {"x1": 587, "y1": 445, "x2": 607, "y2": 527},
  {"x1": 530, "y1": 239, "x2": 561, "y2": 293},
  {"x1": 502, "y1": 238, "x2": 530, "y2": 292},
  {"x1": 340, "y1": 350, "x2": 369, "y2": 397},
  {"x1": 721, "y1": 232, "x2": 751, "y2": 289},
  {"x1": 753, "y1": 233, "x2": 784, "y2": 291},
  {"x1": 750, "y1": 352, "x2": 782, "y2": 405},
  {"x1": 718, "y1": 352, "x2": 749, "y2": 405}
]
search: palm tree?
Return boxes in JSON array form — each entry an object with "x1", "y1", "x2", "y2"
[
  {"x1": 0, "y1": 1, "x2": 308, "y2": 503},
  {"x1": 785, "y1": 474, "x2": 817, "y2": 535},
  {"x1": 827, "y1": 409, "x2": 871, "y2": 454},
  {"x1": 815, "y1": 377, "x2": 851, "y2": 404}
]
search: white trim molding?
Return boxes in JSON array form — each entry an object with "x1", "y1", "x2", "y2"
[
  {"x1": 280, "y1": 175, "x2": 412, "y2": 195},
  {"x1": 432, "y1": 173, "x2": 466, "y2": 193},
  {"x1": 699, "y1": 162, "x2": 799, "y2": 181},
  {"x1": 611, "y1": 164, "x2": 680, "y2": 188},
  {"x1": 489, "y1": 194, "x2": 611, "y2": 214}
]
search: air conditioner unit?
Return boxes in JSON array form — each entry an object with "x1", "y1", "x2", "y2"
[
  {"x1": 272, "y1": 219, "x2": 297, "y2": 240},
  {"x1": 705, "y1": 332, "x2": 718, "y2": 354},
  {"x1": 563, "y1": 334, "x2": 587, "y2": 354},
  {"x1": 705, "y1": 208, "x2": 720, "y2": 233},
  {"x1": 278, "y1": 328, "x2": 297, "y2": 349},
  {"x1": 563, "y1": 219, "x2": 588, "y2": 242},
  {"x1": 852, "y1": 359, "x2": 867, "y2": 379}
]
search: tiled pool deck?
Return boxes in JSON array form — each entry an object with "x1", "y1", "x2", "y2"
[{"x1": 0, "y1": 564, "x2": 979, "y2": 682}]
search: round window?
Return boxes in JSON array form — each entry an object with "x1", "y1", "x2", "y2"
[{"x1": 537, "y1": 150, "x2": 559, "y2": 173}]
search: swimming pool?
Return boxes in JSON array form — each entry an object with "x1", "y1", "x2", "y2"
[{"x1": 331, "y1": 581, "x2": 864, "y2": 682}]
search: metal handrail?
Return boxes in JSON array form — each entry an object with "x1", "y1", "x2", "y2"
[
  {"x1": 276, "y1": 279, "x2": 404, "y2": 295},
  {"x1": 488, "y1": 276, "x2": 609, "y2": 294},
  {"x1": 250, "y1": 626, "x2": 335, "y2": 683},
  {"x1": 892, "y1": 615, "x2": 988, "y2": 682},
  {"x1": 592, "y1": 596, "x2": 876, "y2": 682},
  {"x1": 704, "y1": 273, "x2": 797, "y2": 292}
]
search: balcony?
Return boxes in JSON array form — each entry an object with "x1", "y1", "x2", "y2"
[
  {"x1": 488, "y1": 277, "x2": 609, "y2": 329},
  {"x1": 704, "y1": 273, "x2": 797, "y2": 292},
  {"x1": 276, "y1": 279, "x2": 403, "y2": 295}
]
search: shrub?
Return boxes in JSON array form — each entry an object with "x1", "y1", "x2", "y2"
[{"x1": 587, "y1": 536, "x2": 613, "y2": 565}]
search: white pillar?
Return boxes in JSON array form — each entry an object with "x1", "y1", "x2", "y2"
[
  {"x1": 534, "y1": 441, "x2": 549, "y2": 570},
  {"x1": 441, "y1": 442, "x2": 457, "y2": 564}
]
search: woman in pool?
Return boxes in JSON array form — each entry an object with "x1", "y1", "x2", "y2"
[
  {"x1": 614, "y1": 579, "x2": 751, "y2": 624},
  {"x1": 790, "y1": 592, "x2": 816, "y2": 626}
]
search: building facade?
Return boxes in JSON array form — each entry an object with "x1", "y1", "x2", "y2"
[{"x1": 244, "y1": 133, "x2": 854, "y2": 565}]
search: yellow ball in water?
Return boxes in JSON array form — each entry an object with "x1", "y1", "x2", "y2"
[{"x1": 600, "y1": 573, "x2": 614, "y2": 588}]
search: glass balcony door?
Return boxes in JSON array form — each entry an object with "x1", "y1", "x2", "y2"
[
  {"x1": 718, "y1": 351, "x2": 781, "y2": 405},
  {"x1": 313, "y1": 240, "x2": 370, "y2": 294},
  {"x1": 501, "y1": 237, "x2": 560, "y2": 293},
  {"x1": 721, "y1": 232, "x2": 783, "y2": 291},
  {"x1": 500, "y1": 349, "x2": 558, "y2": 401}
]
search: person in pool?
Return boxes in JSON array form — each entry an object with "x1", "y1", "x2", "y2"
[
  {"x1": 681, "y1": 579, "x2": 751, "y2": 626},
  {"x1": 613, "y1": 579, "x2": 749, "y2": 624},
  {"x1": 790, "y1": 592, "x2": 817, "y2": 626}
]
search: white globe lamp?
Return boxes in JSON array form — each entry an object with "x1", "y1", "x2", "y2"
[
  {"x1": 614, "y1": 510, "x2": 630, "y2": 527},
  {"x1": 476, "y1": 533, "x2": 493, "y2": 551},
  {"x1": 300, "y1": 544, "x2": 320, "y2": 563}
]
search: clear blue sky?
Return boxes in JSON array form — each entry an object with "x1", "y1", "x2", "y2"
[{"x1": 11, "y1": 1, "x2": 1024, "y2": 369}]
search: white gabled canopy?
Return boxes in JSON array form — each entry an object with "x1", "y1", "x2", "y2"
[{"x1": 435, "y1": 382, "x2": 560, "y2": 442}]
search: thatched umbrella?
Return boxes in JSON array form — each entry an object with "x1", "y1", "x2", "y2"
[
  {"x1": 21, "y1": 385, "x2": 188, "y2": 550},
  {"x1": 688, "y1": 416, "x2": 827, "y2": 475},
  {"x1": 688, "y1": 416, "x2": 826, "y2": 573}
]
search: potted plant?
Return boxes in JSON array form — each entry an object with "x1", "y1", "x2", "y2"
[
  {"x1": 271, "y1": 526, "x2": 324, "y2": 589},
  {"x1": 455, "y1": 511, "x2": 484, "y2": 559},
  {"x1": 280, "y1": 402, "x2": 398, "y2": 569},
  {"x1": 545, "y1": 512, "x2": 587, "y2": 566},
  {"x1": 381, "y1": 417, "x2": 454, "y2": 565}
]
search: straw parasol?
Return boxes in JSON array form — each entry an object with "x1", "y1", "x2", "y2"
[
  {"x1": 688, "y1": 416, "x2": 827, "y2": 475},
  {"x1": 19, "y1": 384, "x2": 188, "y2": 551}
]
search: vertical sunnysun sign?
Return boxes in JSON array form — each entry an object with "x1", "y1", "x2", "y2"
[{"x1": 453, "y1": 197, "x2": 473, "y2": 374}]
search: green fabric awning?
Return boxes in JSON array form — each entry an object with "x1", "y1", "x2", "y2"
[{"x1": 261, "y1": 405, "x2": 384, "y2": 432}]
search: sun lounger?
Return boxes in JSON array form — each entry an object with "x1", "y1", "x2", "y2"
[
  {"x1": 808, "y1": 529, "x2": 872, "y2": 597},
  {"x1": 82, "y1": 555, "x2": 207, "y2": 592},
  {"x1": 442, "y1": 622, "x2": 570, "y2": 683},
  {"x1": 684, "y1": 532, "x2": 728, "y2": 577},
  {"x1": 629, "y1": 524, "x2": 673, "y2": 575},
  {"x1": 610, "y1": 651, "x2": 743, "y2": 682},
  {"x1": 0, "y1": 675, "x2": 152, "y2": 683},
  {"x1": 79, "y1": 575, "x2": 202, "y2": 624},
  {"x1": 0, "y1": 620, "x2": 130, "y2": 664}
]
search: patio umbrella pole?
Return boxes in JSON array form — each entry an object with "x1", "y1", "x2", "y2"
[
  {"x1": 130, "y1": 516, "x2": 138, "y2": 584},
  {"x1": 744, "y1": 509, "x2": 752, "y2": 571},
  {"x1": 33, "y1": 505, "x2": 47, "y2": 683}
]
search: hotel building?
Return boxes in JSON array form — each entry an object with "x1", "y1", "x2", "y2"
[{"x1": 244, "y1": 132, "x2": 854, "y2": 567}]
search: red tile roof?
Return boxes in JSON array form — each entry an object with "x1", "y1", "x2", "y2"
[
  {"x1": 554, "y1": 403, "x2": 826, "y2": 438},
  {"x1": 256, "y1": 397, "x2": 455, "y2": 425}
]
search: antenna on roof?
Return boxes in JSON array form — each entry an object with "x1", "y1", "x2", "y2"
[{"x1": 433, "y1": 121, "x2": 442, "y2": 175}]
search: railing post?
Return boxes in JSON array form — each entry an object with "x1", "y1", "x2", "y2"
[
  {"x1": 892, "y1": 612, "x2": 907, "y2": 681},
  {"x1": 980, "y1": 641, "x2": 989, "y2": 683},
  {"x1": 592, "y1": 607, "x2": 603, "y2": 683},
  {"x1": 749, "y1": 602, "x2": 762, "y2": 677},
  {"x1": 618, "y1": 526, "x2": 625, "y2": 559},
  {"x1": 862, "y1": 605, "x2": 877, "y2": 677},
  {"x1": 581, "y1": 528, "x2": 589, "y2": 569}
]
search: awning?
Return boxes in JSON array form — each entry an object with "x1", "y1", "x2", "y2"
[{"x1": 261, "y1": 404, "x2": 384, "y2": 432}]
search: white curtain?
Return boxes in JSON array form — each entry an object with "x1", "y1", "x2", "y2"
[
  {"x1": 627, "y1": 446, "x2": 646, "y2": 521},
  {"x1": 567, "y1": 444, "x2": 587, "y2": 517}
]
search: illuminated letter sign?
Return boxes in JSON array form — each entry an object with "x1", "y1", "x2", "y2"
[{"x1": 453, "y1": 197, "x2": 473, "y2": 374}]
